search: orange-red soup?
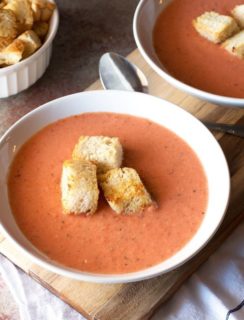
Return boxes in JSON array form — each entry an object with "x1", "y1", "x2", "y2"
[
  {"x1": 153, "y1": 0, "x2": 244, "y2": 98},
  {"x1": 8, "y1": 113, "x2": 207, "y2": 274}
]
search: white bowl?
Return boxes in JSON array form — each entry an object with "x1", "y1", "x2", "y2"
[
  {"x1": 0, "y1": 90, "x2": 230, "y2": 283},
  {"x1": 0, "y1": 3, "x2": 59, "y2": 98},
  {"x1": 133, "y1": 0, "x2": 244, "y2": 107}
]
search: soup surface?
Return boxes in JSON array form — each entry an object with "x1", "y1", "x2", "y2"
[
  {"x1": 153, "y1": 0, "x2": 244, "y2": 98},
  {"x1": 8, "y1": 113, "x2": 207, "y2": 274}
]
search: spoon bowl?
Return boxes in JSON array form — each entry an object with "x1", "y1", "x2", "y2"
[{"x1": 99, "y1": 52, "x2": 148, "y2": 93}]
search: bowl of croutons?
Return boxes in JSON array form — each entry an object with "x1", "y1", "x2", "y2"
[
  {"x1": 0, "y1": 90, "x2": 230, "y2": 283},
  {"x1": 0, "y1": 0, "x2": 58, "y2": 98},
  {"x1": 133, "y1": 0, "x2": 244, "y2": 107}
]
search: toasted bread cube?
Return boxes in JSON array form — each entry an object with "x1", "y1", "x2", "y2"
[
  {"x1": 4, "y1": 0, "x2": 33, "y2": 32},
  {"x1": 40, "y1": 2, "x2": 55, "y2": 22},
  {"x1": 0, "y1": 9, "x2": 18, "y2": 38},
  {"x1": 72, "y1": 136, "x2": 123, "y2": 174},
  {"x1": 0, "y1": 38, "x2": 24, "y2": 66},
  {"x1": 33, "y1": 21, "x2": 48, "y2": 38},
  {"x1": 18, "y1": 30, "x2": 41, "y2": 58},
  {"x1": 0, "y1": 36, "x2": 13, "y2": 51},
  {"x1": 30, "y1": 0, "x2": 47, "y2": 10},
  {"x1": 61, "y1": 159, "x2": 99, "y2": 215},
  {"x1": 31, "y1": 2, "x2": 42, "y2": 21},
  {"x1": 30, "y1": 0, "x2": 55, "y2": 22},
  {"x1": 232, "y1": 5, "x2": 244, "y2": 28},
  {"x1": 1, "y1": 1, "x2": 6, "y2": 6},
  {"x1": 193, "y1": 11, "x2": 239, "y2": 44},
  {"x1": 99, "y1": 168, "x2": 153, "y2": 214},
  {"x1": 222, "y1": 30, "x2": 244, "y2": 59}
]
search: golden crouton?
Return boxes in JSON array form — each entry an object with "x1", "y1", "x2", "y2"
[
  {"x1": 0, "y1": 0, "x2": 7, "y2": 9},
  {"x1": 0, "y1": 38, "x2": 24, "y2": 66},
  {"x1": 72, "y1": 136, "x2": 123, "y2": 174},
  {"x1": 61, "y1": 159, "x2": 99, "y2": 215},
  {"x1": 0, "y1": 9, "x2": 18, "y2": 38},
  {"x1": 33, "y1": 21, "x2": 48, "y2": 38},
  {"x1": 31, "y1": 2, "x2": 41, "y2": 21},
  {"x1": 99, "y1": 167, "x2": 153, "y2": 214},
  {"x1": 30, "y1": 0, "x2": 55, "y2": 22},
  {"x1": 40, "y1": 2, "x2": 55, "y2": 22},
  {"x1": 30, "y1": 0, "x2": 47, "y2": 10},
  {"x1": 193, "y1": 11, "x2": 239, "y2": 44},
  {"x1": 0, "y1": 36, "x2": 13, "y2": 51},
  {"x1": 18, "y1": 30, "x2": 41, "y2": 58},
  {"x1": 231, "y1": 5, "x2": 244, "y2": 28},
  {"x1": 222, "y1": 30, "x2": 244, "y2": 59},
  {"x1": 4, "y1": 0, "x2": 33, "y2": 32}
]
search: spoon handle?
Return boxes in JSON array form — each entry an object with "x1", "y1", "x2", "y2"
[{"x1": 203, "y1": 121, "x2": 244, "y2": 138}]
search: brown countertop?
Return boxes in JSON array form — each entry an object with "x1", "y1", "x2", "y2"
[{"x1": 0, "y1": 0, "x2": 138, "y2": 136}]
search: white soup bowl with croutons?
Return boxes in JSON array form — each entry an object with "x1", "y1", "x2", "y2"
[{"x1": 0, "y1": 90, "x2": 230, "y2": 283}]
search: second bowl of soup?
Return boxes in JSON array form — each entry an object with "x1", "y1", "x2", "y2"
[{"x1": 133, "y1": 0, "x2": 244, "y2": 107}]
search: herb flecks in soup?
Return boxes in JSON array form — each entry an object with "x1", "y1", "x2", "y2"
[
  {"x1": 8, "y1": 113, "x2": 207, "y2": 274},
  {"x1": 153, "y1": 0, "x2": 244, "y2": 98}
]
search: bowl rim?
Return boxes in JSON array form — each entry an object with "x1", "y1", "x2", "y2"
[
  {"x1": 133, "y1": 0, "x2": 244, "y2": 107},
  {"x1": 0, "y1": 2, "x2": 59, "y2": 75},
  {"x1": 0, "y1": 90, "x2": 230, "y2": 283}
]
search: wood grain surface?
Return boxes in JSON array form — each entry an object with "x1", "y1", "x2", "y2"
[{"x1": 0, "y1": 49, "x2": 243, "y2": 320}]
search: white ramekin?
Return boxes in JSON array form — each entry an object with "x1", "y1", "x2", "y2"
[
  {"x1": 0, "y1": 4, "x2": 59, "y2": 98},
  {"x1": 133, "y1": 0, "x2": 244, "y2": 108}
]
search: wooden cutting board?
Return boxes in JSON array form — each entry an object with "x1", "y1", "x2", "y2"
[{"x1": 0, "y1": 49, "x2": 244, "y2": 320}]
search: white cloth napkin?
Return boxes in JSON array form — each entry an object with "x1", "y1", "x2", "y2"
[
  {"x1": 153, "y1": 222, "x2": 244, "y2": 320},
  {"x1": 0, "y1": 222, "x2": 243, "y2": 320},
  {"x1": 0, "y1": 256, "x2": 84, "y2": 320}
]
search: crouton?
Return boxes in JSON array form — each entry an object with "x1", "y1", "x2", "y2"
[
  {"x1": 4, "y1": 0, "x2": 33, "y2": 32},
  {"x1": 0, "y1": 38, "x2": 24, "y2": 66},
  {"x1": 222, "y1": 30, "x2": 244, "y2": 59},
  {"x1": 31, "y1": 0, "x2": 47, "y2": 10},
  {"x1": 99, "y1": 167, "x2": 153, "y2": 214},
  {"x1": 72, "y1": 136, "x2": 123, "y2": 174},
  {"x1": 231, "y1": 5, "x2": 244, "y2": 28},
  {"x1": 18, "y1": 30, "x2": 41, "y2": 58},
  {"x1": 33, "y1": 21, "x2": 48, "y2": 38},
  {"x1": 40, "y1": 2, "x2": 55, "y2": 22},
  {"x1": 61, "y1": 159, "x2": 99, "y2": 215},
  {"x1": 0, "y1": 9, "x2": 18, "y2": 38},
  {"x1": 193, "y1": 11, "x2": 239, "y2": 44},
  {"x1": 0, "y1": 36, "x2": 13, "y2": 51},
  {"x1": 31, "y1": 2, "x2": 41, "y2": 21},
  {"x1": 30, "y1": 0, "x2": 55, "y2": 22}
]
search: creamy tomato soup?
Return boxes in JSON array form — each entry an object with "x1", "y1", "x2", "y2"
[
  {"x1": 8, "y1": 113, "x2": 207, "y2": 274},
  {"x1": 153, "y1": 0, "x2": 244, "y2": 98}
]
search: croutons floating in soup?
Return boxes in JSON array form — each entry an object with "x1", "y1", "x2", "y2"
[
  {"x1": 8, "y1": 113, "x2": 207, "y2": 274},
  {"x1": 153, "y1": 0, "x2": 244, "y2": 98}
]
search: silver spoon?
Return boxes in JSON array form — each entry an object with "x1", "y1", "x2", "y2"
[{"x1": 99, "y1": 52, "x2": 244, "y2": 138}]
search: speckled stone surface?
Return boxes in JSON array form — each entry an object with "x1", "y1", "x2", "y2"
[{"x1": 0, "y1": 0, "x2": 138, "y2": 136}]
